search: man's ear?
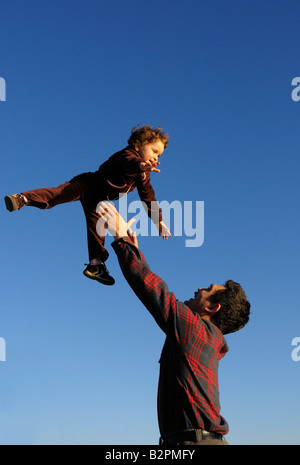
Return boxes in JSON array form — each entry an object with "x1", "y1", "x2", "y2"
[{"x1": 204, "y1": 303, "x2": 221, "y2": 316}]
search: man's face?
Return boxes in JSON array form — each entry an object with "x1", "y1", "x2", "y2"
[
  {"x1": 184, "y1": 284, "x2": 226, "y2": 315},
  {"x1": 135, "y1": 140, "x2": 165, "y2": 163}
]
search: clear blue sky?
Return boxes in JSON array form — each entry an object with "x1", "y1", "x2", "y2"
[{"x1": 1, "y1": 0, "x2": 299, "y2": 445}]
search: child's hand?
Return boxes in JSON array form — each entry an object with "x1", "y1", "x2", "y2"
[
  {"x1": 158, "y1": 221, "x2": 171, "y2": 240},
  {"x1": 139, "y1": 159, "x2": 161, "y2": 173}
]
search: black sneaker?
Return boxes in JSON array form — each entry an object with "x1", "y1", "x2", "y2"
[
  {"x1": 83, "y1": 263, "x2": 115, "y2": 286},
  {"x1": 4, "y1": 194, "x2": 27, "y2": 212}
]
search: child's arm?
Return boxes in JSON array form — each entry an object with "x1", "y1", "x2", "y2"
[
  {"x1": 113, "y1": 148, "x2": 161, "y2": 175},
  {"x1": 136, "y1": 174, "x2": 171, "y2": 239},
  {"x1": 117, "y1": 149, "x2": 144, "y2": 175},
  {"x1": 157, "y1": 221, "x2": 171, "y2": 239}
]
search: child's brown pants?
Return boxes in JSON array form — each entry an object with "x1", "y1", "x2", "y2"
[{"x1": 22, "y1": 181, "x2": 109, "y2": 262}]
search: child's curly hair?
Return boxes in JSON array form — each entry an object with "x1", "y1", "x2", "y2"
[{"x1": 128, "y1": 125, "x2": 169, "y2": 149}]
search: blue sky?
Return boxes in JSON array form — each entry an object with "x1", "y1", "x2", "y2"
[{"x1": 1, "y1": 0, "x2": 299, "y2": 445}]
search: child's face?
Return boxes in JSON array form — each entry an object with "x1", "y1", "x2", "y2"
[{"x1": 135, "y1": 140, "x2": 165, "y2": 164}]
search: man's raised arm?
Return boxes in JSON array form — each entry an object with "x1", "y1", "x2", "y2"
[{"x1": 97, "y1": 202, "x2": 196, "y2": 341}]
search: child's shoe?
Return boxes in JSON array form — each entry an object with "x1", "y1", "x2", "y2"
[
  {"x1": 4, "y1": 194, "x2": 27, "y2": 212},
  {"x1": 83, "y1": 263, "x2": 115, "y2": 286}
]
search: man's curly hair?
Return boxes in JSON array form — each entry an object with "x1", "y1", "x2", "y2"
[
  {"x1": 128, "y1": 125, "x2": 169, "y2": 149},
  {"x1": 209, "y1": 280, "x2": 251, "y2": 335}
]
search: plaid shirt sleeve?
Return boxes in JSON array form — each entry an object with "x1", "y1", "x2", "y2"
[
  {"x1": 112, "y1": 237, "x2": 199, "y2": 341},
  {"x1": 112, "y1": 237, "x2": 228, "y2": 350}
]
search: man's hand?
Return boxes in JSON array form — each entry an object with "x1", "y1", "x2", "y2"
[
  {"x1": 97, "y1": 201, "x2": 138, "y2": 244},
  {"x1": 139, "y1": 159, "x2": 160, "y2": 173}
]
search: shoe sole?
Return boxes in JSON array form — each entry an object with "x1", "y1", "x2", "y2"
[
  {"x1": 83, "y1": 270, "x2": 115, "y2": 286},
  {"x1": 4, "y1": 196, "x2": 16, "y2": 212}
]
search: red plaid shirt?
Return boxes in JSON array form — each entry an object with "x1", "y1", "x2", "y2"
[{"x1": 112, "y1": 237, "x2": 229, "y2": 437}]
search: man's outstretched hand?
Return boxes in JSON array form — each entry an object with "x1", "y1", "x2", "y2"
[
  {"x1": 97, "y1": 201, "x2": 138, "y2": 246},
  {"x1": 97, "y1": 201, "x2": 171, "y2": 244}
]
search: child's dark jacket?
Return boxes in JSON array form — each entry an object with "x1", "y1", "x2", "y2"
[{"x1": 71, "y1": 146, "x2": 162, "y2": 223}]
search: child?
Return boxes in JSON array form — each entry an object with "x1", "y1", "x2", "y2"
[{"x1": 4, "y1": 125, "x2": 171, "y2": 285}]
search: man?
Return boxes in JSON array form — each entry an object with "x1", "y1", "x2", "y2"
[{"x1": 98, "y1": 202, "x2": 250, "y2": 445}]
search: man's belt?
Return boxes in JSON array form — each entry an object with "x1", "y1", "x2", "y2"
[{"x1": 159, "y1": 428, "x2": 224, "y2": 445}]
